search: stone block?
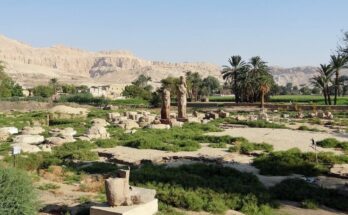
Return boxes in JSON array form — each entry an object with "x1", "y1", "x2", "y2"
[{"x1": 90, "y1": 199, "x2": 158, "y2": 215}]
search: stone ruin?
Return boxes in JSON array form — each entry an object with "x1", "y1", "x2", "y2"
[
  {"x1": 177, "y1": 76, "x2": 188, "y2": 121},
  {"x1": 90, "y1": 169, "x2": 158, "y2": 215}
]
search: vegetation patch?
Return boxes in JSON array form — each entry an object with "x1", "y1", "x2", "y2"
[
  {"x1": 219, "y1": 118, "x2": 286, "y2": 129},
  {"x1": 131, "y1": 164, "x2": 272, "y2": 214},
  {"x1": 229, "y1": 141, "x2": 273, "y2": 154},
  {"x1": 271, "y1": 178, "x2": 348, "y2": 211},
  {"x1": 317, "y1": 138, "x2": 348, "y2": 151},
  {"x1": 0, "y1": 168, "x2": 39, "y2": 215},
  {"x1": 253, "y1": 148, "x2": 348, "y2": 176}
]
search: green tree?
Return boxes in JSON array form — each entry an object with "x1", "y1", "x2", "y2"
[
  {"x1": 330, "y1": 54, "x2": 348, "y2": 105},
  {"x1": 132, "y1": 74, "x2": 152, "y2": 88},
  {"x1": 0, "y1": 61, "x2": 23, "y2": 97},
  {"x1": 49, "y1": 78, "x2": 60, "y2": 94},
  {"x1": 221, "y1": 56, "x2": 246, "y2": 103},
  {"x1": 33, "y1": 85, "x2": 54, "y2": 98},
  {"x1": 185, "y1": 71, "x2": 203, "y2": 101},
  {"x1": 258, "y1": 75, "x2": 273, "y2": 109},
  {"x1": 312, "y1": 64, "x2": 334, "y2": 105},
  {"x1": 201, "y1": 76, "x2": 220, "y2": 96}
]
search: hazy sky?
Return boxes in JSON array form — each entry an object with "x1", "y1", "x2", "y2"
[{"x1": 1, "y1": 0, "x2": 347, "y2": 67}]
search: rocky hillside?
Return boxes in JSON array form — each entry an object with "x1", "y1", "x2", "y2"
[{"x1": 0, "y1": 35, "x2": 329, "y2": 88}]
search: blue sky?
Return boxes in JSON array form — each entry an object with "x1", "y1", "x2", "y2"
[{"x1": 1, "y1": 0, "x2": 347, "y2": 67}]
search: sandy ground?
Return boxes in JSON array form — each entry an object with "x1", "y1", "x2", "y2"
[
  {"x1": 208, "y1": 128, "x2": 348, "y2": 153},
  {"x1": 276, "y1": 201, "x2": 348, "y2": 215},
  {"x1": 95, "y1": 144, "x2": 253, "y2": 165}
]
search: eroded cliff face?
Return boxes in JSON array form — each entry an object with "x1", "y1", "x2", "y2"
[
  {"x1": 0, "y1": 35, "x2": 220, "y2": 88},
  {"x1": 1, "y1": 34, "x2": 336, "y2": 88}
]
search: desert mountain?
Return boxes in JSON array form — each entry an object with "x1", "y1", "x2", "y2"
[{"x1": 0, "y1": 35, "x2": 326, "y2": 88}]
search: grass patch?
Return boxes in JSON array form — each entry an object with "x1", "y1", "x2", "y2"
[
  {"x1": 110, "y1": 122, "x2": 233, "y2": 152},
  {"x1": 253, "y1": 148, "x2": 348, "y2": 176},
  {"x1": 208, "y1": 142, "x2": 227, "y2": 148},
  {"x1": 220, "y1": 118, "x2": 286, "y2": 129},
  {"x1": 229, "y1": 140, "x2": 273, "y2": 154},
  {"x1": 37, "y1": 183, "x2": 60, "y2": 191},
  {"x1": 298, "y1": 125, "x2": 321, "y2": 132}
]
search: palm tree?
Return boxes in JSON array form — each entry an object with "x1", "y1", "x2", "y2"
[
  {"x1": 310, "y1": 64, "x2": 334, "y2": 105},
  {"x1": 330, "y1": 54, "x2": 348, "y2": 105},
  {"x1": 221, "y1": 56, "x2": 246, "y2": 103},
  {"x1": 311, "y1": 76, "x2": 327, "y2": 104},
  {"x1": 258, "y1": 75, "x2": 273, "y2": 109}
]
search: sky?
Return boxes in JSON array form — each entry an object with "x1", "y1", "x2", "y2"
[{"x1": 1, "y1": 0, "x2": 348, "y2": 67}]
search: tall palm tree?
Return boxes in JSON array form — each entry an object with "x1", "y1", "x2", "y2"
[
  {"x1": 312, "y1": 64, "x2": 334, "y2": 105},
  {"x1": 221, "y1": 56, "x2": 246, "y2": 103},
  {"x1": 258, "y1": 75, "x2": 273, "y2": 109},
  {"x1": 330, "y1": 54, "x2": 348, "y2": 105},
  {"x1": 311, "y1": 76, "x2": 327, "y2": 104}
]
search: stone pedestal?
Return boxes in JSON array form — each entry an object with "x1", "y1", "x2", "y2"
[{"x1": 90, "y1": 199, "x2": 158, "y2": 215}]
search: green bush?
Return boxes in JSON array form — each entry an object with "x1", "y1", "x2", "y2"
[
  {"x1": 0, "y1": 168, "x2": 39, "y2": 215},
  {"x1": 94, "y1": 139, "x2": 119, "y2": 148},
  {"x1": 271, "y1": 178, "x2": 348, "y2": 211},
  {"x1": 253, "y1": 148, "x2": 348, "y2": 176},
  {"x1": 131, "y1": 164, "x2": 270, "y2": 214},
  {"x1": 220, "y1": 118, "x2": 286, "y2": 129},
  {"x1": 317, "y1": 138, "x2": 348, "y2": 151},
  {"x1": 229, "y1": 141, "x2": 273, "y2": 154},
  {"x1": 298, "y1": 125, "x2": 320, "y2": 132},
  {"x1": 32, "y1": 85, "x2": 54, "y2": 97},
  {"x1": 209, "y1": 142, "x2": 227, "y2": 148}
]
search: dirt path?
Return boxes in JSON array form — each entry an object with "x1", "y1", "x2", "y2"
[{"x1": 208, "y1": 128, "x2": 348, "y2": 153}]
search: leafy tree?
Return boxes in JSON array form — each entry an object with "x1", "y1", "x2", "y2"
[
  {"x1": 122, "y1": 74, "x2": 153, "y2": 100},
  {"x1": 0, "y1": 61, "x2": 23, "y2": 97},
  {"x1": 185, "y1": 71, "x2": 202, "y2": 101},
  {"x1": 132, "y1": 74, "x2": 152, "y2": 89},
  {"x1": 32, "y1": 85, "x2": 54, "y2": 98},
  {"x1": 61, "y1": 84, "x2": 77, "y2": 94},
  {"x1": 160, "y1": 76, "x2": 179, "y2": 99},
  {"x1": 201, "y1": 76, "x2": 220, "y2": 96}
]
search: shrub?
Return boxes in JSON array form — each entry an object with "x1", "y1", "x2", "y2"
[
  {"x1": 0, "y1": 168, "x2": 39, "y2": 215},
  {"x1": 131, "y1": 164, "x2": 270, "y2": 214},
  {"x1": 253, "y1": 148, "x2": 348, "y2": 176},
  {"x1": 298, "y1": 125, "x2": 320, "y2": 132},
  {"x1": 271, "y1": 179, "x2": 348, "y2": 211},
  {"x1": 209, "y1": 142, "x2": 227, "y2": 148},
  {"x1": 229, "y1": 141, "x2": 273, "y2": 154},
  {"x1": 317, "y1": 138, "x2": 348, "y2": 151}
]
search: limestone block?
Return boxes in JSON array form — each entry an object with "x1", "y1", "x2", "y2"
[{"x1": 90, "y1": 199, "x2": 158, "y2": 215}]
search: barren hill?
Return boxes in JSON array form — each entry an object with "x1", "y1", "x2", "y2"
[{"x1": 0, "y1": 35, "x2": 327, "y2": 88}]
